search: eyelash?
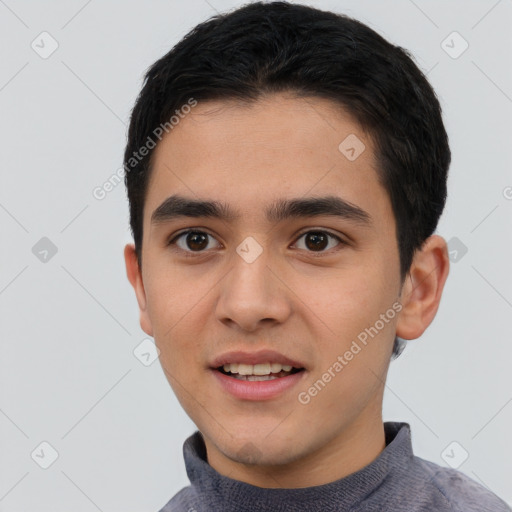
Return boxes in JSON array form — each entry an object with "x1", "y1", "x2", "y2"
[{"x1": 167, "y1": 228, "x2": 347, "y2": 258}]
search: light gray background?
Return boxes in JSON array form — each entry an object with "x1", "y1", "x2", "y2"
[{"x1": 0, "y1": 0, "x2": 511, "y2": 510}]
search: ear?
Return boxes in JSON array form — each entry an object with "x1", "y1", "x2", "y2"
[
  {"x1": 396, "y1": 234, "x2": 450, "y2": 340},
  {"x1": 124, "y1": 243, "x2": 153, "y2": 337}
]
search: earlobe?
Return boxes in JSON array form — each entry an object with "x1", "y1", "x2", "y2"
[
  {"x1": 395, "y1": 235, "x2": 450, "y2": 340},
  {"x1": 124, "y1": 243, "x2": 154, "y2": 337}
]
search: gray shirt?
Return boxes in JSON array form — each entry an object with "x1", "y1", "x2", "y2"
[{"x1": 159, "y1": 422, "x2": 510, "y2": 511}]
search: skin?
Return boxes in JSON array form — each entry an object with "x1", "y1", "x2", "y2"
[{"x1": 124, "y1": 93, "x2": 449, "y2": 488}]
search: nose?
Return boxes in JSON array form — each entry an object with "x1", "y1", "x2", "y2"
[{"x1": 214, "y1": 244, "x2": 292, "y2": 332}]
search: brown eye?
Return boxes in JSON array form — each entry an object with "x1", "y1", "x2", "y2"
[
  {"x1": 169, "y1": 230, "x2": 221, "y2": 254},
  {"x1": 293, "y1": 230, "x2": 344, "y2": 253},
  {"x1": 185, "y1": 232, "x2": 209, "y2": 251},
  {"x1": 304, "y1": 232, "x2": 329, "y2": 251}
]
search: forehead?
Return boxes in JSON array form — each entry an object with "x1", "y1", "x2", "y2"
[{"x1": 143, "y1": 94, "x2": 389, "y2": 228}]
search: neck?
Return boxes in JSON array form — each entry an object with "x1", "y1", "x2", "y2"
[{"x1": 203, "y1": 408, "x2": 386, "y2": 488}]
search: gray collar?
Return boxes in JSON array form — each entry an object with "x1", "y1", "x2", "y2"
[{"x1": 181, "y1": 421, "x2": 413, "y2": 511}]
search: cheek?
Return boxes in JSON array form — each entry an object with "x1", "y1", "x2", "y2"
[
  {"x1": 302, "y1": 279, "x2": 395, "y2": 413},
  {"x1": 308, "y1": 268, "x2": 377, "y2": 324},
  {"x1": 143, "y1": 270, "x2": 205, "y2": 365},
  {"x1": 144, "y1": 261, "x2": 201, "y2": 326},
  {"x1": 299, "y1": 264, "x2": 397, "y2": 357}
]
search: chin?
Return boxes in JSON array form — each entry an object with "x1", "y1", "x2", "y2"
[
  {"x1": 229, "y1": 442, "x2": 299, "y2": 467},
  {"x1": 214, "y1": 429, "x2": 303, "y2": 466}
]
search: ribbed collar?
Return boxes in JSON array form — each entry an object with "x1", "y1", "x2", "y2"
[{"x1": 181, "y1": 421, "x2": 413, "y2": 511}]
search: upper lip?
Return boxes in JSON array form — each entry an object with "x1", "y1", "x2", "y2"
[{"x1": 210, "y1": 349, "x2": 306, "y2": 369}]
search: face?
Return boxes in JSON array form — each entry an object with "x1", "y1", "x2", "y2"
[{"x1": 125, "y1": 93, "x2": 424, "y2": 486}]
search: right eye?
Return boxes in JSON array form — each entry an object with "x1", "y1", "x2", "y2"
[{"x1": 167, "y1": 230, "x2": 222, "y2": 256}]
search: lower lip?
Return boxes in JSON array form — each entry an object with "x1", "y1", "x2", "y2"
[{"x1": 211, "y1": 369, "x2": 306, "y2": 401}]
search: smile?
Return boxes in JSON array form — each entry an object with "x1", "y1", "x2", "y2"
[
  {"x1": 218, "y1": 362, "x2": 304, "y2": 381},
  {"x1": 212, "y1": 365, "x2": 306, "y2": 400}
]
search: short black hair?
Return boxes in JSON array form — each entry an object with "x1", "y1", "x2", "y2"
[{"x1": 123, "y1": 1, "x2": 451, "y2": 359}]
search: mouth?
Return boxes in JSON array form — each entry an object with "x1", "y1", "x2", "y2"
[
  {"x1": 209, "y1": 349, "x2": 307, "y2": 400},
  {"x1": 210, "y1": 360, "x2": 307, "y2": 401},
  {"x1": 215, "y1": 363, "x2": 305, "y2": 381}
]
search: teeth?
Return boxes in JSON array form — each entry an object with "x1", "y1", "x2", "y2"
[
  {"x1": 222, "y1": 362, "x2": 295, "y2": 375},
  {"x1": 240, "y1": 375, "x2": 279, "y2": 381},
  {"x1": 226, "y1": 363, "x2": 238, "y2": 373},
  {"x1": 237, "y1": 363, "x2": 253, "y2": 375},
  {"x1": 270, "y1": 363, "x2": 282, "y2": 373}
]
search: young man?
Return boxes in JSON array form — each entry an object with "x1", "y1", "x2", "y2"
[{"x1": 123, "y1": 2, "x2": 510, "y2": 511}]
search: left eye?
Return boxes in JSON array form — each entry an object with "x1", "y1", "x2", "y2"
[
  {"x1": 293, "y1": 230, "x2": 343, "y2": 253},
  {"x1": 168, "y1": 230, "x2": 344, "y2": 255}
]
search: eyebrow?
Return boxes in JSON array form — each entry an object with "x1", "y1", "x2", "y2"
[{"x1": 150, "y1": 194, "x2": 372, "y2": 226}]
